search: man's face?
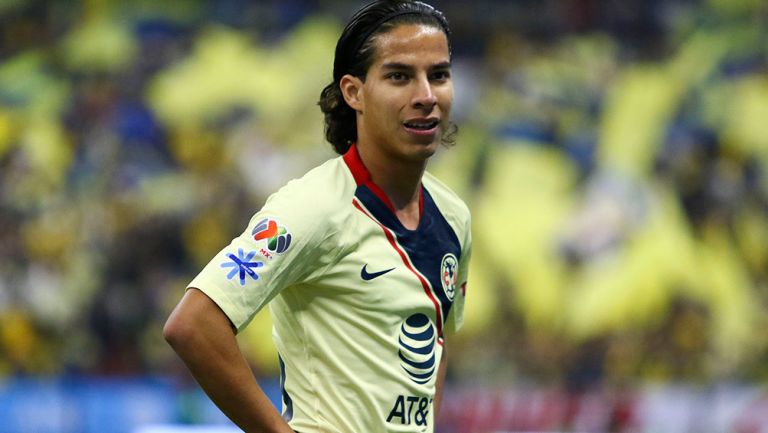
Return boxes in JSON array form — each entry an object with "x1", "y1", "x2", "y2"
[{"x1": 351, "y1": 24, "x2": 453, "y2": 164}]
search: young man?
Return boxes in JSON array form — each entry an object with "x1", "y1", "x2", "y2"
[{"x1": 163, "y1": 1, "x2": 471, "y2": 432}]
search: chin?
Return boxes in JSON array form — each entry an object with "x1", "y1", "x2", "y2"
[{"x1": 407, "y1": 141, "x2": 440, "y2": 161}]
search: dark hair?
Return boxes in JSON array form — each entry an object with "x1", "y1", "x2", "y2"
[{"x1": 318, "y1": 0, "x2": 456, "y2": 154}]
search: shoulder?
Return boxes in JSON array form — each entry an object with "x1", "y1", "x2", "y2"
[
  {"x1": 263, "y1": 156, "x2": 353, "y2": 216},
  {"x1": 252, "y1": 155, "x2": 355, "y2": 246},
  {"x1": 423, "y1": 170, "x2": 471, "y2": 244},
  {"x1": 423, "y1": 170, "x2": 471, "y2": 221}
]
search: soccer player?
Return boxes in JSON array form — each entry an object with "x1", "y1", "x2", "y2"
[{"x1": 163, "y1": 1, "x2": 471, "y2": 432}]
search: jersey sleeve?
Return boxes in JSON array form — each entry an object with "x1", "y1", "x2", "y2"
[
  {"x1": 448, "y1": 212, "x2": 472, "y2": 334},
  {"x1": 187, "y1": 186, "x2": 340, "y2": 332}
]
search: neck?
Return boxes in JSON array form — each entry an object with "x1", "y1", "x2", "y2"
[
  {"x1": 357, "y1": 143, "x2": 426, "y2": 229},
  {"x1": 357, "y1": 144, "x2": 425, "y2": 207}
]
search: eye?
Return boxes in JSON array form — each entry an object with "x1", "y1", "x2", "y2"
[
  {"x1": 431, "y1": 70, "x2": 451, "y2": 81},
  {"x1": 387, "y1": 72, "x2": 409, "y2": 81}
]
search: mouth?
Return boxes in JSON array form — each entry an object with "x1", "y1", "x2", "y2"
[{"x1": 403, "y1": 118, "x2": 440, "y2": 136}]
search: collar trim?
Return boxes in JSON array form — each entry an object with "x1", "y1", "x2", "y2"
[{"x1": 343, "y1": 143, "x2": 423, "y2": 217}]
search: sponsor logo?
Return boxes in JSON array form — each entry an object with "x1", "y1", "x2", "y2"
[
  {"x1": 398, "y1": 313, "x2": 436, "y2": 385},
  {"x1": 252, "y1": 218, "x2": 292, "y2": 254},
  {"x1": 440, "y1": 253, "x2": 458, "y2": 301},
  {"x1": 360, "y1": 264, "x2": 395, "y2": 281},
  {"x1": 387, "y1": 395, "x2": 432, "y2": 426},
  {"x1": 220, "y1": 248, "x2": 263, "y2": 286}
]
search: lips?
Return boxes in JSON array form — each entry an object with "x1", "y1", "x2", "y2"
[
  {"x1": 403, "y1": 118, "x2": 439, "y2": 130},
  {"x1": 403, "y1": 118, "x2": 440, "y2": 136}
]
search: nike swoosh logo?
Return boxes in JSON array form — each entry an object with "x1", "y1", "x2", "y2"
[{"x1": 361, "y1": 264, "x2": 395, "y2": 281}]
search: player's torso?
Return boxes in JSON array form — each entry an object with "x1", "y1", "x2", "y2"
[{"x1": 273, "y1": 184, "x2": 463, "y2": 433}]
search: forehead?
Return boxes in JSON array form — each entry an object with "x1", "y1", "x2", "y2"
[{"x1": 369, "y1": 24, "x2": 450, "y2": 67}]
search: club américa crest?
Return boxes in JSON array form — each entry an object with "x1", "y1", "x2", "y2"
[{"x1": 440, "y1": 253, "x2": 458, "y2": 301}]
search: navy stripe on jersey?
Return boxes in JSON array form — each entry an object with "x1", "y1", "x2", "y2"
[
  {"x1": 353, "y1": 198, "x2": 447, "y2": 337},
  {"x1": 278, "y1": 354, "x2": 294, "y2": 421},
  {"x1": 354, "y1": 185, "x2": 462, "y2": 334}
]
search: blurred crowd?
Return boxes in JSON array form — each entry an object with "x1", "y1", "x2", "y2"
[{"x1": 0, "y1": 0, "x2": 766, "y2": 396}]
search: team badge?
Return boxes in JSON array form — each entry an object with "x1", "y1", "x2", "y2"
[
  {"x1": 220, "y1": 248, "x2": 264, "y2": 286},
  {"x1": 397, "y1": 313, "x2": 436, "y2": 385},
  {"x1": 440, "y1": 253, "x2": 458, "y2": 301},
  {"x1": 252, "y1": 217, "x2": 292, "y2": 254}
]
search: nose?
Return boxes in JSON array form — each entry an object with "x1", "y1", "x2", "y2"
[{"x1": 412, "y1": 76, "x2": 437, "y2": 110}]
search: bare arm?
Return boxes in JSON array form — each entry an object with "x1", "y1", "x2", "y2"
[
  {"x1": 433, "y1": 343, "x2": 449, "y2": 420},
  {"x1": 163, "y1": 288, "x2": 294, "y2": 433}
]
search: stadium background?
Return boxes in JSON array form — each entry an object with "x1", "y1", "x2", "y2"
[{"x1": 0, "y1": 0, "x2": 766, "y2": 431}]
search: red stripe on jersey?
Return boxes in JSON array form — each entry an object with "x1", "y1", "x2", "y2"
[{"x1": 352, "y1": 198, "x2": 444, "y2": 336}]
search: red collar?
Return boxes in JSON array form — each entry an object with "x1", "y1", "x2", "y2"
[{"x1": 343, "y1": 143, "x2": 424, "y2": 217}]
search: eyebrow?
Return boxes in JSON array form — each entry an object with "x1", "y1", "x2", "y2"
[{"x1": 381, "y1": 61, "x2": 452, "y2": 71}]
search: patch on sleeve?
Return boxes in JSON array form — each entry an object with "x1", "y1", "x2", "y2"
[
  {"x1": 251, "y1": 218, "x2": 292, "y2": 255},
  {"x1": 220, "y1": 248, "x2": 264, "y2": 286}
]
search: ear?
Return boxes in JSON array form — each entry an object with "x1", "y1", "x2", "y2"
[{"x1": 339, "y1": 74, "x2": 364, "y2": 112}]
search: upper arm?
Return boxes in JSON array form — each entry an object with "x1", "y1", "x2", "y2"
[
  {"x1": 163, "y1": 288, "x2": 236, "y2": 346},
  {"x1": 186, "y1": 198, "x2": 343, "y2": 333}
]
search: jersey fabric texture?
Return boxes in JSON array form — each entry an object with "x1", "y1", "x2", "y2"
[{"x1": 188, "y1": 144, "x2": 472, "y2": 433}]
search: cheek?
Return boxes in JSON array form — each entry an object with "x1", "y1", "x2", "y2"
[
  {"x1": 439, "y1": 91, "x2": 453, "y2": 114},
  {"x1": 375, "y1": 95, "x2": 404, "y2": 120},
  {"x1": 364, "y1": 88, "x2": 398, "y2": 115}
]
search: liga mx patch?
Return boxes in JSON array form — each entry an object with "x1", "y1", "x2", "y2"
[{"x1": 252, "y1": 217, "x2": 292, "y2": 254}]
